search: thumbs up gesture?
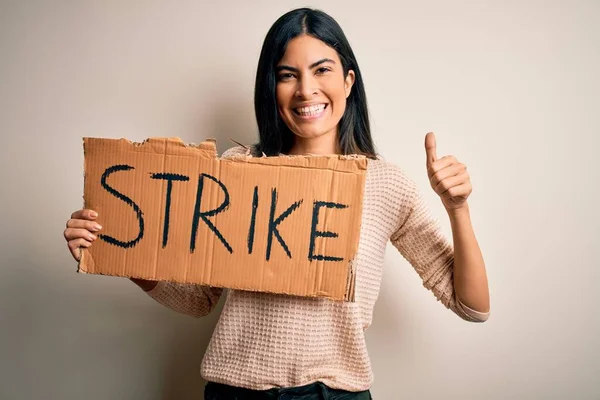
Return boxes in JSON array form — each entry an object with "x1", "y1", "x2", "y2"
[{"x1": 425, "y1": 132, "x2": 471, "y2": 211}]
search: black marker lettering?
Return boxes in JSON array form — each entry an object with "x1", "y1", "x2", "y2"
[
  {"x1": 308, "y1": 201, "x2": 348, "y2": 262},
  {"x1": 190, "y1": 173, "x2": 232, "y2": 254},
  {"x1": 247, "y1": 186, "x2": 259, "y2": 254},
  {"x1": 266, "y1": 188, "x2": 302, "y2": 261},
  {"x1": 150, "y1": 173, "x2": 189, "y2": 248},
  {"x1": 99, "y1": 165, "x2": 144, "y2": 248}
]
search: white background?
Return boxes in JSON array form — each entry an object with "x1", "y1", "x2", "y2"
[{"x1": 0, "y1": 1, "x2": 598, "y2": 399}]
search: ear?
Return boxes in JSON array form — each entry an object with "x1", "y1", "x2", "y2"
[{"x1": 345, "y1": 70, "x2": 355, "y2": 98}]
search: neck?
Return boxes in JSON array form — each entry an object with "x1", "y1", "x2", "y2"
[{"x1": 287, "y1": 132, "x2": 340, "y2": 156}]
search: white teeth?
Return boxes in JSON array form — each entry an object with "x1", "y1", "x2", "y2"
[{"x1": 296, "y1": 104, "x2": 326, "y2": 116}]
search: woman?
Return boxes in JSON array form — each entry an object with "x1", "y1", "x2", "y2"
[{"x1": 63, "y1": 7, "x2": 490, "y2": 399}]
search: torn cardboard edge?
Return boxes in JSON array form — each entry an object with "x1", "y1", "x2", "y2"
[
  {"x1": 79, "y1": 137, "x2": 367, "y2": 302},
  {"x1": 78, "y1": 257, "x2": 358, "y2": 302}
]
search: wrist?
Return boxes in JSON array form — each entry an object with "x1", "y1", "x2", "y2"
[{"x1": 446, "y1": 203, "x2": 470, "y2": 220}]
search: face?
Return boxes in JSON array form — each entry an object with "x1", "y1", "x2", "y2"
[{"x1": 276, "y1": 35, "x2": 355, "y2": 146}]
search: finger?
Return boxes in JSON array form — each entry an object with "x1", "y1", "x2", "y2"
[
  {"x1": 429, "y1": 163, "x2": 465, "y2": 187},
  {"x1": 68, "y1": 238, "x2": 92, "y2": 261},
  {"x1": 427, "y1": 155, "x2": 459, "y2": 178},
  {"x1": 425, "y1": 132, "x2": 437, "y2": 167},
  {"x1": 64, "y1": 228, "x2": 98, "y2": 242},
  {"x1": 441, "y1": 185, "x2": 471, "y2": 205},
  {"x1": 444, "y1": 183, "x2": 471, "y2": 199},
  {"x1": 66, "y1": 218, "x2": 102, "y2": 232},
  {"x1": 71, "y1": 209, "x2": 98, "y2": 220},
  {"x1": 435, "y1": 172, "x2": 469, "y2": 195}
]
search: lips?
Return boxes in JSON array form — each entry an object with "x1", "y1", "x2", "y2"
[{"x1": 293, "y1": 103, "x2": 328, "y2": 116}]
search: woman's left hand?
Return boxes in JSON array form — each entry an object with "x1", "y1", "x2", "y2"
[{"x1": 425, "y1": 132, "x2": 472, "y2": 211}]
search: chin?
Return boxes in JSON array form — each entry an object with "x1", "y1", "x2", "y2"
[
  {"x1": 290, "y1": 122, "x2": 337, "y2": 139},
  {"x1": 293, "y1": 130, "x2": 326, "y2": 139}
]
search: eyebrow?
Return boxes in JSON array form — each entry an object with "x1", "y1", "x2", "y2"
[{"x1": 276, "y1": 58, "x2": 336, "y2": 73}]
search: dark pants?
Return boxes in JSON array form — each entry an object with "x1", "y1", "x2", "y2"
[{"x1": 204, "y1": 381, "x2": 372, "y2": 400}]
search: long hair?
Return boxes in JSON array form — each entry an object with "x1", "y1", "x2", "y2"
[{"x1": 253, "y1": 8, "x2": 377, "y2": 158}]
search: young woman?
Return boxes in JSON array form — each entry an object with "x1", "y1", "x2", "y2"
[{"x1": 64, "y1": 8, "x2": 490, "y2": 400}]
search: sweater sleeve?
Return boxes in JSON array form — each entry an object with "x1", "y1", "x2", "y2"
[
  {"x1": 144, "y1": 282, "x2": 224, "y2": 318},
  {"x1": 390, "y1": 180, "x2": 489, "y2": 323},
  {"x1": 140, "y1": 145, "x2": 248, "y2": 317}
]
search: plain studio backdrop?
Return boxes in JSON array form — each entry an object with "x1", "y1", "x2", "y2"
[{"x1": 0, "y1": 1, "x2": 598, "y2": 399}]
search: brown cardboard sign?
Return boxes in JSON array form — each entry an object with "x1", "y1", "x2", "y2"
[{"x1": 79, "y1": 137, "x2": 367, "y2": 301}]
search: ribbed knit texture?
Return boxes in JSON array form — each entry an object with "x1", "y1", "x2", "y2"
[{"x1": 145, "y1": 146, "x2": 489, "y2": 391}]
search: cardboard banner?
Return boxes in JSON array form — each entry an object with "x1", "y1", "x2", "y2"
[{"x1": 79, "y1": 137, "x2": 367, "y2": 301}]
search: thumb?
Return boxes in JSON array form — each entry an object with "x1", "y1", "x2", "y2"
[{"x1": 425, "y1": 132, "x2": 437, "y2": 166}]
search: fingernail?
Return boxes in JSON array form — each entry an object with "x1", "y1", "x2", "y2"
[
  {"x1": 91, "y1": 223, "x2": 102, "y2": 231},
  {"x1": 90, "y1": 211, "x2": 98, "y2": 218},
  {"x1": 89, "y1": 233, "x2": 97, "y2": 241}
]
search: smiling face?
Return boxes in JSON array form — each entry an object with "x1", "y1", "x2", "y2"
[{"x1": 276, "y1": 34, "x2": 355, "y2": 153}]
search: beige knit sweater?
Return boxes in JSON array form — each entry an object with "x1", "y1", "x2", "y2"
[{"x1": 145, "y1": 146, "x2": 489, "y2": 391}]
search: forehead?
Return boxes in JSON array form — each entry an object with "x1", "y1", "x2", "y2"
[{"x1": 278, "y1": 34, "x2": 340, "y2": 66}]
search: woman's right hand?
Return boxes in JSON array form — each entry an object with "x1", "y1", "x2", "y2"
[
  {"x1": 63, "y1": 209, "x2": 102, "y2": 261},
  {"x1": 64, "y1": 209, "x2": 159, "y2": 291}
]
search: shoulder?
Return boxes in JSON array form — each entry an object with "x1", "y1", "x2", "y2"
[
  {"x1": 366, "y1": 156, "x2": 418, "y2": 194},
  {"x1": 362, "y1": 157, "x2": 422, "y2": 235}
]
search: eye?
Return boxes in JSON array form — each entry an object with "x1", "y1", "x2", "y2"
[
  {"x1": 316, "y1": 67, "x2": 331, "y2": 74},
  {"x1": 277, "y1": 72, "x2": 295, "y2": 81}
]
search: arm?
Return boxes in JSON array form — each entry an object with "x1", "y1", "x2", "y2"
[
  {"x1": 137, "y1": 280, "x2": 224, "y2": 318},
  {"x1": 447, "y1": 204, "x2": 490, "y2": 315},
  {"x1": 390, "y1": 184, "x2": 489, "y2": 322}
]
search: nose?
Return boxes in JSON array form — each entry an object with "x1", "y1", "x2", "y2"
[{"x1": 294, "y1": 74, "x2": 318, "y2": 99}]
